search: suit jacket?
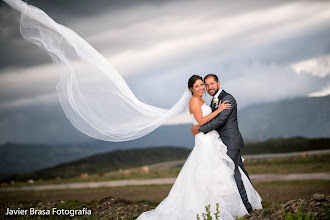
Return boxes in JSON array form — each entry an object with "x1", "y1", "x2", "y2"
[{"x1": 200, "y1": 90, "x2": 245, "y2": 150}]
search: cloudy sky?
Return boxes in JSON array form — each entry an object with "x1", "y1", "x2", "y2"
[{"x1": 0, "y1": 0, "x2": 329, "y2": 145}]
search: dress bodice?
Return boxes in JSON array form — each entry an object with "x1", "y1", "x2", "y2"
[
  {"x1": 190, "y1": 103, "x2": 212, "y2": 125},
  {"x1": 191, "y1": 102, "x2": 219, "y2": 138}
]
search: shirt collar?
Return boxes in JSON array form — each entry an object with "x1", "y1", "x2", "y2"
[{"x1": 213, "y1": 89, "x2": 222, "y2": 98}]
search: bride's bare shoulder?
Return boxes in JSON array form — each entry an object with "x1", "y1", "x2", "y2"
[
  {"x1": 189, "y1": 96, "x2": 198, "y2": 106},
  {"x1": 189, "y1": 97, "x2": 204, "y2": 109}
]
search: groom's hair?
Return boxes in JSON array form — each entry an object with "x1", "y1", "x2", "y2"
[{"x1": 204, "y1": 74, "x2": 219, "y2": 82}]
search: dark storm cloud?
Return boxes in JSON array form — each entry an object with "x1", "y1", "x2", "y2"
[
  {"x1": 0, "y1": 0, "x2": 312, "y2": 70},
  {"x1": 0, "y1": 3, "x2": 50, "y2": 69},
  {"x1": 0, "y1": 0, "x2": 329, "y2": 144},
  {"x1": 0, "y1": 0, "x2": 176, "y2": 21},
  {"x1": 0, "y1": 0, "x2": 176, "y2": 69}
]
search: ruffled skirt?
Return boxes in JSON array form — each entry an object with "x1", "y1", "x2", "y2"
[{"x1": 137, "y1": 131, "x2": 262, "y2": 220}]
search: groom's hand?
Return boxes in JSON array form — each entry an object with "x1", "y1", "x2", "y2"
[{"x1": 191, "y1": 125, "x2": 200, "y2": 136}]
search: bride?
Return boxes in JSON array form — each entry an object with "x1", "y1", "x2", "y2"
[
  {"x1": 137, "y1": 75, "x2": 262, "y2": 220},
  {"x1": 4, "y1": 1, "x2": 262, "y2": 219}
]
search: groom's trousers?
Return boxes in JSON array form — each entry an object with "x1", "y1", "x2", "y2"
[{"x1": 227, "y1": 149, "x2": 252, "y2": 212}]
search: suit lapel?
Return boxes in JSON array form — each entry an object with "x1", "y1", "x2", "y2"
[
  {"x1": 218, "y1": 90, "x2": 226, "y2": 101},
  {"x1": 210, "y1": 90, "x2": 225, "y2": 112}
]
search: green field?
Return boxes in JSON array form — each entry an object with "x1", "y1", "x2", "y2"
[
  {"x1": 1, "y1": 180, "x2": 329, "y2": 206},
  {"x1": 0, "y1": 154, "x2": 329, "y2": 219},
  {"x1": 244, "y1": 153, "x2": 330, "y2": 174},
  {"x1": 1, "y1": 154, "x2": 329, "y2": 188},
  {"x1": 2, "y1": 137, "x2": 329, "y2": 184}
]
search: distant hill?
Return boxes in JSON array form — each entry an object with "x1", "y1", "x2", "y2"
[
  {"x1": 4, "y1": 146, "x2": 191, "y2": 181},
  {"x1": 242, "y1": 137, "x2": 330, "y2": 155},
  {"x1": 238, "y1": 95, "x2": 330, "y2": 140},
  {"x1": 0, "y1": 124, "x2": 194, "y2": 176},
  {"x1": 3, "y1": 137, "x2": 330, "y2": 182},
  {"x1": 0, "y1": 142, "x2": 112, "y2": 176},
  {"x1": 0, "y1": 95, "x2": 328, "y2": 177},
  {"x1": 97, "y1": 95, "x2": 330, "y2": 150}
]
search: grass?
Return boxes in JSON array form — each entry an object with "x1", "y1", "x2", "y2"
[
  {"x1": 2, "y1": 147, "x2": 191, "y2": 182},
  {"x1": 282, "y1": 206, "x2": 315, "y2": 220},
  {"x1": 0, "y1": 167, "x2": 182, "y2": 188},
  {"x1": 242, "y1": 137, "x2": 330, "y2": 155},
  {"x1": 0, "y1": 180, "x2": 329, "y2": 219},
  {"x1": 257, "y1": 180, "x2": 330, "y2": 186},
  {"x1": 3, "y1": 137, "x2": 329, "y2": 183},
  {"x1": 0, "y1": 199, "x2": 100, "y2": 220},
  {"x1": 253, "y1": 180, "x2": 330, "y2": 203},
  {"x1": 2, "y1": 154, "x2": 329, "y2": 188},
  {"x1": 244, "y1": 154, "x2": 330, "y2": 174},
  {"x1": 1, "y1": 180, "x2": 329, "y2": 205}
]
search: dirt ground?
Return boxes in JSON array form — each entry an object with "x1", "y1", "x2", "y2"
[{"x1": 1, "y1": 181, "x2": 329, "y2": 205}]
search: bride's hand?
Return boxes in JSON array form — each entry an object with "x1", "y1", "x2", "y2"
[{"x1": 216, "y1": 100, "x2": 231, "y2": 112}]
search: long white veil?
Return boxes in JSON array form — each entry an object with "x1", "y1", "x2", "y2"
[{"x1": 4, "y1": 0, "x2": 191, "y2": 142}]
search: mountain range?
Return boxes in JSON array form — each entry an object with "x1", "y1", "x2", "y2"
[
  {"x1": 4, "y1": 146, "x2": 191, "y2": 181},
  {"x1": 0, "y1": 95, "x2": 329, "y2": 176},
  {"x1": 0, "y1": 142, "x2": 112, "y2": 176},
  {"x1": 3, "y1": 137, "x2": 329, "y2": 182},
  {"x1": 238, "y1": 95, "x2": 330, "y2": 139},
  {"x1": 80, "y1": 95, "x2": 330, "y2": 151}
]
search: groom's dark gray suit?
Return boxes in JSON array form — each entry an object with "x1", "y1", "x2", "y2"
[{"x1": 199, "y1": 90, "x2": 252, "y2": 212}]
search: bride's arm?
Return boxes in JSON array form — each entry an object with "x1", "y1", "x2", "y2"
[{"x1": 189, "y1": 98, "x2": 230, "y2": 126}]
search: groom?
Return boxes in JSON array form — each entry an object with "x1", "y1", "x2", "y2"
[{"x1": 191, "y1": 74, "x2": 253, "y2": 213}]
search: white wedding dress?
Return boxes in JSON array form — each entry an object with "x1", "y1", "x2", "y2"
[
  {"x1": 137, "y1": 103, "x2": 262, "y2": 220},
  {"x1": 2, "y1": 3, "x2": 262, "y2": 218}
]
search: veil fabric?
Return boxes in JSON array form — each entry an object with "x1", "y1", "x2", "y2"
[{"x1": 4, "y1": 0, "x2": 191, "y2": 142}]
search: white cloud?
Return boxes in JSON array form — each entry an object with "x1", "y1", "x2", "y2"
[
  {"x1": 291, "y1": 55, "x2": 330, "y2": 77},
  {"x1": 66, "y1": 0, "x2": 330, "y2": 79},
  {"x1": 0, "y1": 64, "x2": 59, "y2": 108},
  {"x1": 1, "y1": 92, "x2": 57, "y2": 108},
  {"x1": 308, "y1": 83, "x2": 330, "y2": 97},
  {"x1": 0, "y1": 0, "x2": 329, "y2": 144}
]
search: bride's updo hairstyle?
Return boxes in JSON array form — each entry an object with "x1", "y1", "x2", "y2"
[{"x1": 188, "y1": 75, "x2": 203, "y2": 95}]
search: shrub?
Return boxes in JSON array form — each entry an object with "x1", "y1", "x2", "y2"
[
  {"x1": 197, "y1": 203, "x2": 220, "y2": 220},
  {"x1": 282, "y1": 206, "x2": 314, "y2": 220}
]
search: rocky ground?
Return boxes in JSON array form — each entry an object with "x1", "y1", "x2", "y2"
[
  {"x1": 87, "y1": 196, "x2": 154, "y2": 219},
  {"x1": 1, "y1": 193, "x2": 329, "y2": 219},
  {"x1": 244, "y1": 193, "x2": 330, "y2": 220},
  {"x1": 1, "y1": 196, "x2": 154, "y2": 219}
]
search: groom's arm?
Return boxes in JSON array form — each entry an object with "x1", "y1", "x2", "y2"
[{"x1": 199, "y1": 95, "x2": 236, "y2": 134}]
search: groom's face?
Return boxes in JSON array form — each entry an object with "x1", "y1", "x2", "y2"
[{"x1": 205, "y1": 77, "x2": 220, "y2": 96}]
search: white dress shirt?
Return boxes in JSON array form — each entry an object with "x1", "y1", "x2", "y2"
[{"x1": 213, "y1": 88, "x2": 222, "y2": 98}]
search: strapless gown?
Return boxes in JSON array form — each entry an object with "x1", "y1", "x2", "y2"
[{"x1": 137, "y1": 103, "x2": 262, "y2": 220}]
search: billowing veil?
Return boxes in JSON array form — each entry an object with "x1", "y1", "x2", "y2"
[{"x1": 4, "y1": 0, "x2": 191, "y2": 142}]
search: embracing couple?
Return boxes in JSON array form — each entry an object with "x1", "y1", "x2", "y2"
[
  {"x1": 4, "y1": 1, "x2": 260, "y2": 219},
  {"x1": 138, "y1": 74, "x2": 262, "y2": 220}
]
